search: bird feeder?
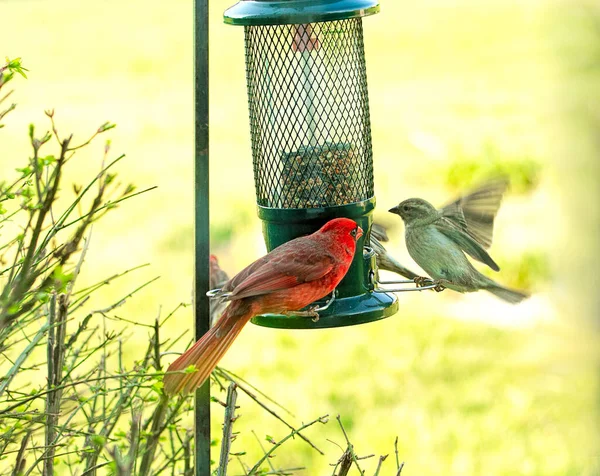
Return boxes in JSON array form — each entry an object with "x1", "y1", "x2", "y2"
[{"x1": 224, "y1": 0, "x2": 398, "y2": 329}]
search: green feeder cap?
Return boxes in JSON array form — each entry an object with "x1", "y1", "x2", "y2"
[{"x1": 224, "y1": 0, "x2": 379, "y2": 26}]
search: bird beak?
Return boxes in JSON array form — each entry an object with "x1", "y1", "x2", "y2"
[
  {"x1": 388, "y1": 205, "x2": 400, "y2": 215},
  {"x1": 355, "y1": 226, "x2": 363, "y2": 241}
]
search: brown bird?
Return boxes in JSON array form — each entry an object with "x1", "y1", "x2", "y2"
[
  {"x1": 388, "y1": 180, "x2": 528, "y2": 303},
  {"x1": 209, "y1": 255, "x2": 229, "y2": 326},
  {"x1": 369, "y1": 223, "x2": 419, "y2": 280}
]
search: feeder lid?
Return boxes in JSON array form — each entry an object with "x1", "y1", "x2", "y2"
[{"x1": 224, "y1": 0, "x2": 379, "y2": 26}]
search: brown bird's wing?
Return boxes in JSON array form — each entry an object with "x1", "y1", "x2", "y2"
[
  {"x1": 440, "y1": 179, "x2": 508, "y2": 249},
  {"x1": 434, "y1": 218, "x2": 500, "y2": 272},
  {"x1": 224, "y1": 240, "x2": 335, "y2": 300},
  {"x1": 370, "y1": 223, "x2": 390, "y2": 242},
  {"x1": 370, "y1": 235, "x2": 420, "y2": 280}
]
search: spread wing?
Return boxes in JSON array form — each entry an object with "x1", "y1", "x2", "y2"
[
  {"x1": 435, "y1": 218, "x2": 500, "y2": 272},
  {"x1": 440, "y1": 179, "x2": 508, "y2": 249},
  {"x1": 222, "y1": 239, "x2": 335, "y2": 300}
]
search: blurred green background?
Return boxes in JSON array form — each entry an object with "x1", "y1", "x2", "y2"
[{"x1": 3, "y1": 0, "x2": 599, "y2": 474}]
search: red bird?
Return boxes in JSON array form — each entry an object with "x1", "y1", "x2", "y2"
[{"x1": 163, "y1": 218, "x2": 363, "y2": 395}]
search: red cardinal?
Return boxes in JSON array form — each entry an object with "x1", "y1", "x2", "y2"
[{"x1": 163, "y1": 218, "x2": 363, "y2": 395}]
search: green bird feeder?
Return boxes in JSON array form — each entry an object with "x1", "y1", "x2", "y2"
[{"x1": 224, "y1": 0, "x2": 398, "y2": 329}]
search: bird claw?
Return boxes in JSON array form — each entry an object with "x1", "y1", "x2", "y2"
[
  {"x1": 282, "y1": 306, "x2": 320, "y2": 321},
  {"x1": 414, "y1": 276, "x2": 434, "y2": 288},
  {"x1": 309, "y1": 306, "x2": 320, "y2": 323},
  {"x1": 281, "y1": 290, "x2": 336, "y2": 322},
  {"x1": 413, "y1": 276, "x2": 446, "y2": 292}
]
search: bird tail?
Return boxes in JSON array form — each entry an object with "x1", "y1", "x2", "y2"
[
  {"x1": 163, "y1": 301, "x2": 253, "y2": 395},
  {"x1": 485, "y1": 283, "x2": 529, "y2": 304}
]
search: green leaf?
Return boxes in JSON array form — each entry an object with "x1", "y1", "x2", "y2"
[
  {"x1": 35, "y1": 292, "x2": 49, "y2": 303},
  {"x1": 16, "y1": 166, "x2": 32, "y2": 176},
  {"x1": 98, "y1": 122, "x2": 116, "y2": 133},
  {"x1": 39, "y1": 155, "x2": 56, "y2": 167},
  {"x1": 53, "y1": 266, "x2": 75, "y2": 291},
  {"x1": 91, "y1": 435, "x2": 106, "y2": 448},
  {"x1": 151, "y1": 380, "x2": 164, "y2": 394},
  {"x1": 5, "y1": 57, "x2": 28, "y2": 78}
]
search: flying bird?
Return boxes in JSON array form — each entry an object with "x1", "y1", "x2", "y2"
[{"x1": 388, "y1": 181, "x2": 528, "y2": 303}]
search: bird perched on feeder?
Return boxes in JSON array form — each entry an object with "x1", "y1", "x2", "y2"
[
  {"x1": 369, "y1": 223, "x2": 419, "y2": 280},
  {"x1": 163, "y1": 218, "x2": 363, "y2": 395},
  {"x1": 388, "y1": 180, "x2": 528, "y2": 303}
]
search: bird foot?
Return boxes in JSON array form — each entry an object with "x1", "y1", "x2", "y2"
[
  {"x1": 414, "y1": 276, "x2": 434, "y2": 288},
  {"x1": 281, "y1": 290, "x2": 337, "y2": 323},
  {"x1": 433, "y1": 282, "x2": 446, "y2": 293},
  {"x1": 282, "y1": 306, "x2": 320, "y2": 322},
  {"x1": 413, "y1": 276, "x2": 446, "y2": 293}
]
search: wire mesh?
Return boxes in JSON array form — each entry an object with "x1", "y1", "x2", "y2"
[{"x1": 244, "y1": 18, "x2": 374, "y2": 208}]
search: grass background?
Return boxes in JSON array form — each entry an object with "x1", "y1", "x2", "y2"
[{"x1": 2, "y1": 0, "x2": 599, "y2": 474}]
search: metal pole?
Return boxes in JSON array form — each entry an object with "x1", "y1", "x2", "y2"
[{"x1": 194, "y1": 0, "x2": 211, "y2": 474}]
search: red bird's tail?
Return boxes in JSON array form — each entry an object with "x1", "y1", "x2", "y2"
[{"x1": 163, "y1": 301, "x2": 253, "y2": 395}]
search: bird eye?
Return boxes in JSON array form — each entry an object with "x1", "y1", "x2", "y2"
[
  {"x1": 402, "y1": 205, "x2": 409, "y2": 212},
  {"x1": 350, "y1": 228, "x2": 357, "y2": 237}
]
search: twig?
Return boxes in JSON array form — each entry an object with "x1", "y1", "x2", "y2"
[
  {"x1": 394, "y1": 436, "x2": 404, "y2": 475},
  {"x1": 11, "y1": 430, "x2": 31, "y2": 476},
  {"x1": 0, "y1": 322, "x2": 49, "y2": 399},
  {"x1": 218, "y1": 383, "x2": 239, "y2": 476},
  {"x1": 183, "y1": 431, "x2": 193, "y2": 476},
  {"x1": 66, "y1": 122, "x2": 115, "y2": 152},
  {"x1": 248, "y1": 415, "x2": 328, "y2": 475},
  {"x1": 218, "y1": 368, "x2": 294, "y2": 417},
  {"x1": 335, "y1": 415, "x2": 374, "y2": 476},
  {"x1": 0, "y1": 134, "x2": 71, "y2": 327},
  {"x1": 251, "y1": 430, "x2": 276, "y2": 474},
  {"x1": 58, "y1": 185, "x2": 157, "y2": 231},
  {"x1": 236, "y1": 454, "x2": 249, "y2": 476},
  {"x1": 138, "y1": 317, "x2": 170, "y2": 476},
  {"x1": 43, "y1": 293, "x2": 68, "y2": 476},
  {"x1": 373, "y1": 455, "x2": 388, "y2": 476},
  {"x1": 0, "y1": 102, "x2": 16, "y2": 122},
  {"x1": 334, "y1": 448, "x2": 353, "y2": 476},
  {"x1": 65, "y1": 228, "x2": 92, "y2": 299},
  {"x1": 0, "y1": 370, "x2": 168, "y2": 416},
  {"x1": 214, "y1": 369, "x2": 322, "y2": 455},
  {"x1": 0, "y1": 88, "x2": 15, "y2": 105}
]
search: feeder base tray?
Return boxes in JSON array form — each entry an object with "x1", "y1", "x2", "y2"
[{"x1": 250, "y1": 290, "x2": 398, "y2": 329}]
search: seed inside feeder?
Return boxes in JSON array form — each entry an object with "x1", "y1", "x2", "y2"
[{"x1": 280, "y1": 143, "x2": 362, "y2": 208}]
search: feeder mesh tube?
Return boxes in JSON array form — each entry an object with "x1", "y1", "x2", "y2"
[{"x1": 243, "y1": 18, "x2": 375, "y2": 209}]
